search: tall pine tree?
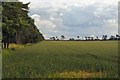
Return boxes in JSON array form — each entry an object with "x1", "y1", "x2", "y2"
[{"x1": 2, "y1": 2, "x2": 44, "y2": 48}]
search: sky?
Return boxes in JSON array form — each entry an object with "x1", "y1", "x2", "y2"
[{"x1": 19, "y1": 0, "x2": 119, "y2": 39}]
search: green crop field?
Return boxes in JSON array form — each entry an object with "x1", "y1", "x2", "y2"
[{"x1": 2, "y1": 41, "x2": 118, "y2": 78}]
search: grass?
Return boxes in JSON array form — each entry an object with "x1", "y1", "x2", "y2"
[
  {"x1": 2, "y1": 41, "x2": 118, "y2": 78},
  {"x1": 48, "y1": 70, "x2": 106, "y2": 78}
]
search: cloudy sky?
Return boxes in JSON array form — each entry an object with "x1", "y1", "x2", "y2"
[{"x1": 19, "y1": 0, "x2": 119, "y2": 39}]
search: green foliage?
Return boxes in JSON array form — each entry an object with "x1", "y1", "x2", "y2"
[
  {"x1": 3, "y1": 41, "x2": 118, "y2": 78},
  {"x1": 0, "y1": 3, "x2": 2, "y2": 41},
  {"x1": 1, "y1": 0, "x2": 19, "y2": 2},
  {"x1": 2, "y1": 2, "x2": 44, "y2": 44}
]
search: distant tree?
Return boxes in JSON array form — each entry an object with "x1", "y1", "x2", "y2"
[
  {"x1": 77, "y1": 36, "x2": 80, "y2": 40},
  {"x1": 109, "y1": 35, "x2": 115, "y2": 40},
  {"x1": 88, "y1": 37, "x2": 91, "y2": 40},
  {"x1": 116, "y1": 35, "x2": 120, "y2": 40},
  {"x1": 85, "y1": 37, "x2": 88, "y2": 40},
  {"x1": 95, "y1": 36, "x2": 99, "y2": 40},
  {"x1": 102, "y1": 35, "x2": 107, "y2": 40},
  {"x1": 104, "y1": 35, "x2": 107, "y2": 40},
  {"x1": 57, "y1": 38, "x2": 60, "y2": 41},
  {"x1": 50, "y1": 37, "x2": 52, "y2": 40},
  {"x1": 61, "y1": 35, "x2": 65, "y2": 40},
  {"x1": 56, "y1": 36, "x2": 58, "y2": 39},
  {"x1": 91, "y1": 37, "x2": 94, "y2": 40},
  {"x1": 69, "y1": 38, "x2": 74, "y2": 41},
  {"x1": 50, "y1": 37, "x2": 56, "y2": 40},
  {"x1": 52, "y1": 37, "x2": 56, "y2": 40},
  {"x1": 56, "y1": 36, "x2": 60, "y2": 41}
]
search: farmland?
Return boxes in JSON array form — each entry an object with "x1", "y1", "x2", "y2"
[{"x1": 2, "y1": 41, "x2": 118, "y2": 78}]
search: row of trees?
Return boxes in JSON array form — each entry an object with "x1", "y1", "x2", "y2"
[
  {"x1": 49, "y1": 35, "x2": 120, "y2": 41},
  {"x1": 0, "y1": 2, "x2": 2, "y2": 41},
  {"x1": 2, "y1": 1, "x2": 44, "y2": 48},
  {"x1": 50, "y1": 35, "x2": 65, "y2": 40},
  {"x1": 84, "y1": 35, "x2": 120, "y2": 40}
]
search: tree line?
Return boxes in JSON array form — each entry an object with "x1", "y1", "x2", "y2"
[
  {"x1": 2, "y1": 1, "x2": 44, "y2": 48},
  {"x1": 49, "y1": 34, "x2": 120, "y2": 41}
]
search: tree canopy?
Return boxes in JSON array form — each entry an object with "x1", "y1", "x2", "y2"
[{"x1": 2, "y1": 1, "x2": 44, "y2": 48}]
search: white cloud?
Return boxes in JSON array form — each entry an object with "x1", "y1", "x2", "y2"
[
  {"x1": 31, "y1": 14, "x2": 57, "y2": 38},
  {"x1": 50, "y1": 17, "x2": 55, "y2": 20},
  {"x1": 104, "y1": 19, "x2": 116, "y2": 24},
  {"x1": 19, "y1": 0, "x2": 119, "y2": 39},
  {"x1": 31, "y1": 14, "x2": 56, "y2": 29},
  {"x1": 31, "y1": 14, "x2": 40, "y2": 19}
]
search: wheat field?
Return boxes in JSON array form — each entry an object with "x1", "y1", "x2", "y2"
[{"x1": 2, "y1": 41, "x2": 118, "y2": 78}]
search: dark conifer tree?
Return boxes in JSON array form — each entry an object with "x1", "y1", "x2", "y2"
[{"x1": 2, "y1": 2, "x2": 44, "y2": 48}]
